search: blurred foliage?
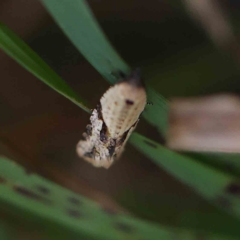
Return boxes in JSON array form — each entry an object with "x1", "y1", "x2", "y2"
[
  {"x1": 1, "y1": 156, "x2": 237, "y2": 240},
  {"x1": 1, "y1": 0, "x2": 240, "y2": 239},
  {"x1": 0, "y1": 22, "x2": 90, "y2": 113}
]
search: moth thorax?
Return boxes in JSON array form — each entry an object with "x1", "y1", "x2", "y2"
[{"x1": 100, "y1": 82, "x2": 146, "y2": 138}]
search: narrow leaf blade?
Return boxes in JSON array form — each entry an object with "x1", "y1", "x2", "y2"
[
  {"x1": 0, "y1": 22, "x2": 90, "y2": 113},
  {"x1": 131, "y1": 133, "x2": 240, "y2": 221},
  {"x1": 0, "y1": 156, "x2": 235, "y2": 240},
  {"x1": 40, "y1": 0, "x2": 168, "y2": 133}
]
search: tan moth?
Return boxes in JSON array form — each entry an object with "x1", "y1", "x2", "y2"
[{"x1": 76, "y1": 69, "x2": 147, "y2": 169}]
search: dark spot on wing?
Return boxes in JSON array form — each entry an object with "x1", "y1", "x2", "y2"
[
  {"x1": 68, "y1": 197, "x2": 82, "y2": 206},
  {"x1": 108, "y1": 146, "x2": 116, "y2": 157},
  {"x1": 84, "y1": 148, "x2": 95, "y2": 159},
  {"x1": 117, "y1": 121, "x2": 138, "y2": 146},
  {"x1": 84, "y1": 152, "x2": 93, "y2": 158},
  {"x1": 115, "y1": 101, "x2": 118, "y2": 105},
  {"x1": 132, "y1": 120, "x2": 138, "y2": 128},
  {"x1": 226, "y1": 183, "x2": 240, "y2": 195},
  {"x1": 14, "y1": 186, "x2": 51, "y2": 204},
  {"x1": 126, "y1": 99, "x2": 134, "y2": 105},
  {"x1": 86, "y1": 124, "x2": 92, "y2": 136},
  {"x1": 36, "y1": 186, "x2": 50, "y2": 195},
  {"x1": 96, "y1": 102, "x2": 103, "y2": 120},
  {"x1": 67, "y1": 209, "x2": 81, "y2": 218},
  {"x1": 115, "y1": 222, "x2": 134, "y2": 233},
  {"x1": 113, "y1": 154, "x2": 118, "y2": 161},
  {"x1": 100, "y1": 121, "x2": 108, "y2": 143},
  {"x1": 143, "y1": 140, "x2": 158, "y2": 148},
  {"x1": 108, "y1": 139, "x2": 116, "y2": 157},
  {"x1": 0, "y1": 177, "x2": 6, "y2": 183},
  {"x1": 118, "y1": 129, "x2": 130, "y2": 145}
]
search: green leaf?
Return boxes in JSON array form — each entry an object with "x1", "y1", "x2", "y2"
[
  {"x1": 0, "y1": 223, "x2": 12, "y2": 240},
  {"x1": 0, "y1": 156, "x2": 235, "y2": 240},
  {"x1": 187, "y1": 152, "x2": 240, "y2": 177},
  {"x1": 143, "y1": 87, "x2": 169, "y2": 135},
  {"x1": 40, "y1": 0, "x2": 169, "y2": 133},
  {"x1": 40, "y1": 0, "x2": 130, "y2": 84},
  {"x1": 119, "y1": 186, "x2": 240, "y2": 238},
  {"x1": 0, "y1": 22, "x2": 90, "y2": 113},
  {"x1": 130, "y1": 133, "x2": 240, "y2": 221}
]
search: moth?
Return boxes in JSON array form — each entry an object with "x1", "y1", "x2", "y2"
[{"x1": 76, "y1": 69, "x2": 147, "y2": 169}]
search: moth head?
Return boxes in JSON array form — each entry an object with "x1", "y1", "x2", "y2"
[
  {"x1": 113, "y1": 68, "x2": 145, "y2": 103},
  {"x1": 127, "y1": 68, "x2": 143, "y2": 87}
]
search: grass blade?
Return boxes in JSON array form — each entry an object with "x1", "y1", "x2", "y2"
[
  {"x1": 40, "y1": 0, "x2": 169, "y2": 133},
  {"x1": 0, "y1": 156, "x2": 236, "y2": 240},
  {"x1": 187, "y1": 152, "x2": 240, "y2": 176},
  {"x1": 0, "y1": 22, "x2": 90, "y2": 113},
  {"x1": 41, "y1": 0, "x2": 129, "y2": 84},
  {"x1": 131, "y1": 133, "x2": 240, "y2": 221}
]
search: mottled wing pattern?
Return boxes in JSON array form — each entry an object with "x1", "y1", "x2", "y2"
[{"x1": 76, "y1": 69, "x2": 146, "y2": 169}]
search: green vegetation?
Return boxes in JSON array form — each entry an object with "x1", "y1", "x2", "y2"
[{"x1": 1, "y1": 0, "x2": 240, "y2": 239}]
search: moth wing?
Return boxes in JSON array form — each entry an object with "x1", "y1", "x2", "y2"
[
  {"x1": 100, "y1": 82, "x2": 146, "y2": 138},
  {"x1": 112, "y1": 120, "x2": 139, "y2": 164}
]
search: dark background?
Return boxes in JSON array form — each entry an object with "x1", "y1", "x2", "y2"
[{"x1": 1, "y1": 1, "x2": 240, "y2": 237}]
